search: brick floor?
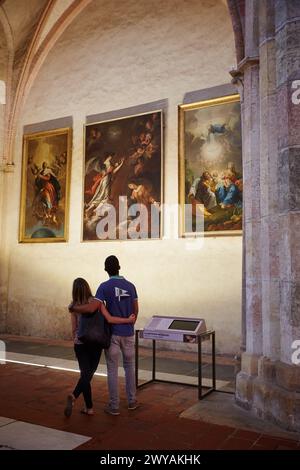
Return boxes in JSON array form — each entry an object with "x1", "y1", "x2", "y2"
[{"x1": 0, "y1": 362, "x2": 299, "y2": 450}]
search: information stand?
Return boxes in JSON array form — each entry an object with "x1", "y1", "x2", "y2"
[{"x1": 135, "y1": 317, "x2": 216, "y2": 400}]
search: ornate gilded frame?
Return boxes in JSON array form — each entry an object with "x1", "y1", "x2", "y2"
[
  {"x1": 178, "y1": 94, "x2": 242, "y2": 237},
  {"x1": 19, "y1": 127, "x2": 72, "y2": 243},
  {"x1": 82, "y1": 110, "x2": 164, "y2": 242}
]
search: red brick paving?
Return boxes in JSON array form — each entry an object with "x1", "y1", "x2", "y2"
[{"x1": 0, "y1": 362, "x2": 299, "y2": 450}]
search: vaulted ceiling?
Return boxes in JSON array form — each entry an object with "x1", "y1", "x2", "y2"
[
  {"x1": 2, "y1": 0, "x2": 48, "y2": 53},
  {"x1": 0, "y1": 0, "x2": 92, "y2": 166}
]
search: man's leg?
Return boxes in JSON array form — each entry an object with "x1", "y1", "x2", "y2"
[
  {"x1": 120, "y1": 335, "x2": 137, "y2": 407},
  {"x1": 105, "y1": 335, "x2": 121, "y2": 411}
]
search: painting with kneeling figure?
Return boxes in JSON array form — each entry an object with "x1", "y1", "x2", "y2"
[{"x1": 179, "y1": 95, "x2": 242, "y2": 236}]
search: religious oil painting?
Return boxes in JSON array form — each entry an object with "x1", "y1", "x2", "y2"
[
  {"x1": 83, "y1": 111, "x2": 163, "y2": 241},
  {"x1": 19, "y1": 128, "x2": 72, "y2": 242},
  {"x1": 179, "y1": 95, "x2": 242, "y2": 236}
]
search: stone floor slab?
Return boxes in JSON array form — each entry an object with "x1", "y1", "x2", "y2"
[
  {"x1": 181, "y1": 392, "x2": 300, "y2": 441},
  {"x1": 0, "y1": 417, "x2": 15, "y2": 427},
  {"x1": 0, "y1": 420, "x2": 91, "y2": 450}
]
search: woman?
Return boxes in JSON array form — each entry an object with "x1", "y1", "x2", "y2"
[
  {"x1": 34, "y1": 161, "x2": 61, "y2": 225},
  {"x1": 64, "y1": 277, "x2": 135, "y2": 417}
]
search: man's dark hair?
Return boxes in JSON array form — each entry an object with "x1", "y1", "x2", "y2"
[{"x1": 105, "y1": 255, "x2": 120, "y2": 276}]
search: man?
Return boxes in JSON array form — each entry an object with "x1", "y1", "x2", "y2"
[
  {"x1": 70, "y1": 255, "x2": 139, "y2": 415},
  {"x1": 188, "y1": 171, "x2": 217, "y2": 217}
]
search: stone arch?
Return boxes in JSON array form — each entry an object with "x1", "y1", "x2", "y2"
[
  {"x1": 0, "y1": 5, "x2": 13, "y2": 164},
  {"x1": 227, "y1": 0, "x2": 245, "y2": 64}
]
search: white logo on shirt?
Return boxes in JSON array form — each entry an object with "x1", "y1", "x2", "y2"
[{"x1": 115, "y1": 287, "x2": 130, "y2": 301}]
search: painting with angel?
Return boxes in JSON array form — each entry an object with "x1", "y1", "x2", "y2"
[{"x1": 83, "y1": 111, "x2": 163, "y2": 240}]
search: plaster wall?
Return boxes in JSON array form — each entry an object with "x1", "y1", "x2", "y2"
[{"x1": 3, "y1": 0, "x2": 241, "y2": 354}]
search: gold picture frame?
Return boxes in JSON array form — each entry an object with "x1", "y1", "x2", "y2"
[
  {"x1": 82, "y1": 110, "x2": 163, "y2": 241},
  {"x1": 19, "y1": 127, "x2": 72, "y2": 243},
  {"x1": 179, "y1": 94, "x2": 242, "y2": 237}
]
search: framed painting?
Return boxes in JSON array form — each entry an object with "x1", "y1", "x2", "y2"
[
  {"x1": 82, "y1": 110, "x2": 163, "y2": 241},
  {"x1": 179, "y1": 94, "x2": 242, "y2": 236},
  {"x1": 19, "y1": 128, "x2": 72, "y2": 242}
]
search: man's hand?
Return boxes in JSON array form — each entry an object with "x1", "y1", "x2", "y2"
[
  {"x1": 68, "y1": 302, "x2": 75, "y2": 313},
  {"x1": 128, "y1": 314, "x2": 136, "y2": 323}
]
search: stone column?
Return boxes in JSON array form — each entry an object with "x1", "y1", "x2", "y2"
[
  {"x1": 259, "y1": 0, "x2": 280, "y2": 362},
  {"x1": 235, "y1": 0, "x2": 300, "y2": 432},
  {"x1": 0, "y1": 91, "x2": 7, "y2": 333},
  {"x1": 0, "y1": 171, "x2": 10, "y2": 333},
  {"x1": 0, "y1": 16, "x2": 10, "y2": 333},
  {"x1": 275, "y1": 0, "x2": 300, "y2": 364},
  {"x1": 235, "y1": 0, "x2": 262, "y2": 406}
]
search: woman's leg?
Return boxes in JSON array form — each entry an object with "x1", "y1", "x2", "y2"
[
  {"x1": 73, "y1": 344, "x2": 93, "y2": 409},
  {"x1": 89, "y1": 345, "x2": 102, "y2": 375},
  {"x1": 78, "y1": 346, "x2": 102, "y2": 413}
]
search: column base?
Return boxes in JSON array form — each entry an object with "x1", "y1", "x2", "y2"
[{"x1": 235, "y1": 353, "x2": 300, "y2": 432}]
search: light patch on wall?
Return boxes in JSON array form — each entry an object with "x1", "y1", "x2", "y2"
[{"x1": 0, "y1": 80, "x2": 6, "y2": 104}]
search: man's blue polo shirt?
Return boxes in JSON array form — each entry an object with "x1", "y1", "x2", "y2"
[{"x1": 95, "y1": 276, "x2": 138, "y2": 336}]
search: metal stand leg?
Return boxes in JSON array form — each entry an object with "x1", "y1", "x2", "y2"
[
  {"x1": 198, "y1": 335, "x2": 202, "y2": 399},
  {"x1": 136, "y1": 331, "x2": 157, "y2": 390},
  {"x1": 136, "y1": 329, "x2": 216, "y2": 399},
  {"x1": 135, "y1": 330, "x2": 139, "y2": 387},
  {"x1": 152, "y1": 340, "x2": 156, "y2": 381},
  {"x1": 212, "y1": 331, "x2": 216, "y2": 391}
]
